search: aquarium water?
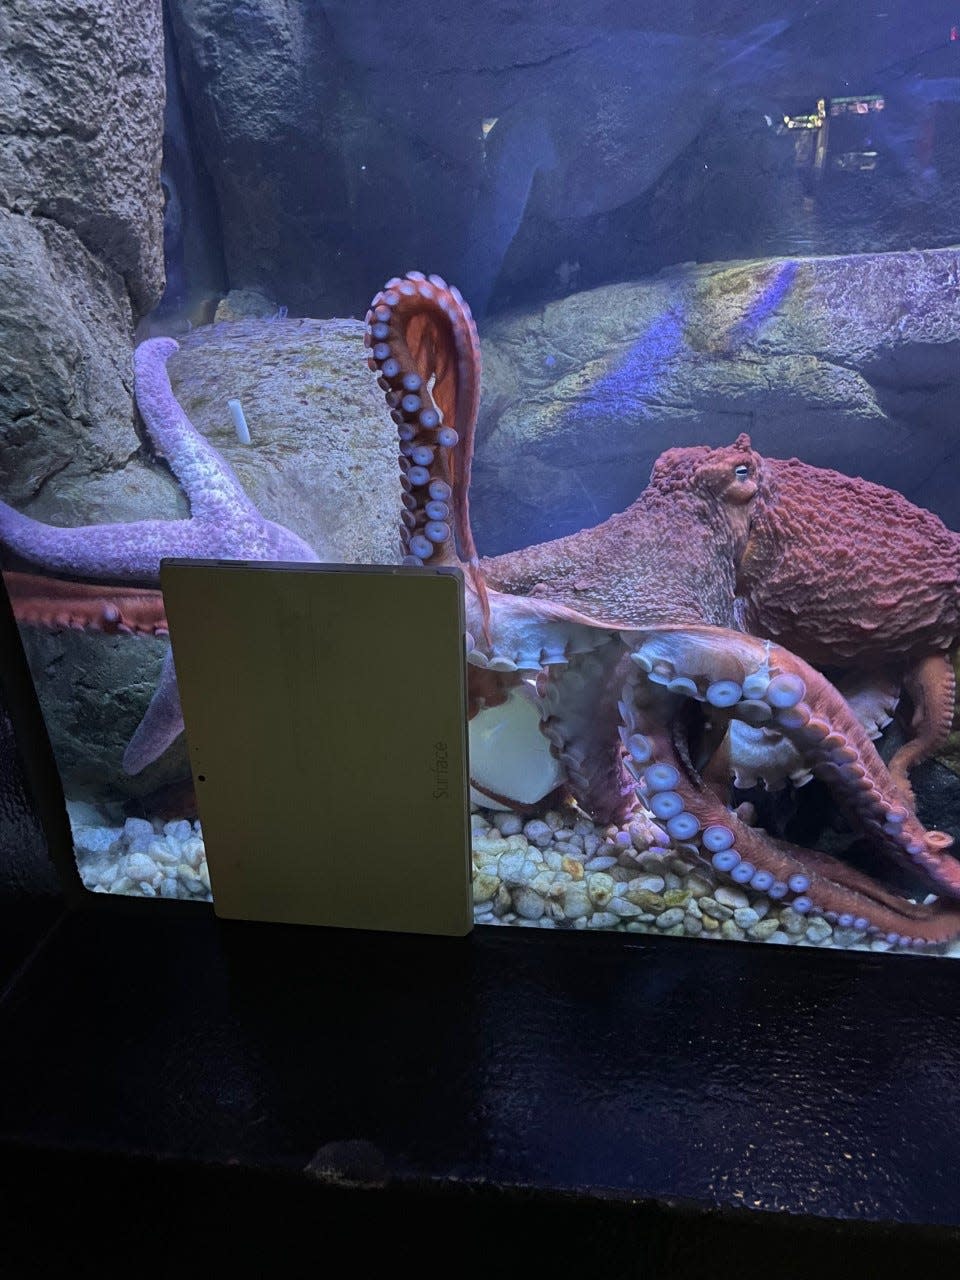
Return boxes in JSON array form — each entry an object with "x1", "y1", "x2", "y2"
[{"x1": 1, "y1": 0, "x2": 960, "y2": 955}]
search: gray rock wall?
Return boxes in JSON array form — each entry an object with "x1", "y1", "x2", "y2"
[
  {"x1": 0, "y1": 0, "x2": 166, "y2": 313},
  {"x1": 471, "y1": 247, "x2": 960, "y2": 555},
  {"x1": 0, "y1": 0, "x2": 167, "y2": 528},
  {"x1": 165, "y1": 0, "x2": 351, "y2": 315}
]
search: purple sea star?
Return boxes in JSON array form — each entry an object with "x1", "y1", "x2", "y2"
[{"x1": 0, "y1": 337, "x2": 320, "y2": 773}]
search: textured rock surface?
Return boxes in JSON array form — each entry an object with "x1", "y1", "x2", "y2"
[
  {"x1": 0, "y1": 0, "x2": 168, "y2": 544},
  {"x1": 164, "y1": 319, "x2": 400, "y2": 566},
  {"x1": 165, "y1": 0, "x2": 351, "y2": 315},
  {"x1": 0, "y1": 0, "x2": 166, "y2": 314},
  {"x1": 0, "y1": 209, "x2": 164, "y2": 524},
  {"x1": 471, "y1": 247, "x2": 960, "y2": 555},
  {"x1": 15, "y1": 318, "x2": 400, "y2": 802},
  {"x1": 164, "y1": 0, "x2": 784, "y2": 317}
]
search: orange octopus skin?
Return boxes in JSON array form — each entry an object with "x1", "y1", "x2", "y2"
[
  {"x1": 732, "y1": 440, "x2": 960, "y2": 667},
  {"x1": 4, "y1": 571, "x2": 168, "y2": 636}
]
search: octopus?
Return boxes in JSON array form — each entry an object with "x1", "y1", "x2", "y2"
[
  {"x1": 363, "y1": 270, "x2": 960, "y2": 948},
  {"x1": 3, "y1": 271, "x2": 960, "y2": 948}
]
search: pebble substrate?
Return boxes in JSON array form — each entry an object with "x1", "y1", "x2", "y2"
[
  {"x1": 469, "y1": 805, "x2": 960, "y2": 957},
  {"x1": 68, "y1": 802, "x2": 960, "y2": 957},
  {"x1": 72, "y1": 812, "x2": 213, "y2": 902}
]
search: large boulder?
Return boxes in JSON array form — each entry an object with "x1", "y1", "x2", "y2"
[
  {"x1": 0, "y1": 209, "x2": 167, "y2": 523},
  {"x1": 0, "y1": 0, "x2": 166, "y2": 315},
  {"x1": 471, "y1": 247, "x2": 960, "y2": 555},
  {"x1": 0, "y1": 0, "x2": 168, "y2": 532},
  {"x1": 14, "y1": 318, "x2": 400, "y2": 802}
]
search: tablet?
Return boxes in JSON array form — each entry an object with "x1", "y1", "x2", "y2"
[{"x1": 160, "y1": 560, "x2": 472, "y2": 936}]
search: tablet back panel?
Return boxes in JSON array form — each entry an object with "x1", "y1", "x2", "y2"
[{"x1": 160, "y1": 561, "x2": 472, "y2": 936}]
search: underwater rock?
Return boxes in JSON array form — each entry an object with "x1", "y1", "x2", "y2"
[
  {"x1": 0, "y1": 698, "x2": 59, "y2": 898},
  {"x1": 165, "y1": 0, "x2": 363, "y2": 317},
  {"x1": 162, "y1": 1, "x2": 798, "y2": 318},
  {"x1": 0, "y1": 209, "x2": 158, "y2": 523},
  {"x1": 472, "y1": 247, "x2": 960, "y2": 554},
  {"x1": 163, "y1": 318, "x2": 400, "y2": 566},
  {"x1": 161, "y1": 4, "x2": 960, "y2": 318},
  {"x1": 14, "y1": 317, "x2": 400, "y2": 802},
  {"x1": 213, "y1": 289, "x2": 279, "y2": 323},
  {"x1": 0, "y1": 0, "x2": 168, "y2": 546},
  {"x1": 0, "y1": 0, "x2": 165, "y2": 315}
]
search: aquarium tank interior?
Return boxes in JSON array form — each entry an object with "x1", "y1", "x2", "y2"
[{"x1": 1, "y1": 0, "x2": 960, "y2": 955}]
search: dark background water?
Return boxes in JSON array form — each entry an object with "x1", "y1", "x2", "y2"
[{"x1": 158, "y1": 0, "x2": 960, "y2": 324}]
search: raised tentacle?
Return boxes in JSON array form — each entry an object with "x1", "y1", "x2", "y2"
[{"x1": 364, "y1": 272, "x2": 490, "y2": 629}]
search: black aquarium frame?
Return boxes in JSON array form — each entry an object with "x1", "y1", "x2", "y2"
[{"x1": 1, "y1": 572, "x2": 959, "y2": 1274}]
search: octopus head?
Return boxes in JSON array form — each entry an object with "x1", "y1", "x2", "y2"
[{"x1": 650, "y1": 433, "x2": 764, "y2": 552}]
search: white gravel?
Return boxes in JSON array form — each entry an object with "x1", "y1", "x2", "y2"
[
  {"x1": 68, "y1": 805, "x2": 212, "y2": 903},
  {"x1": 64, "y1": 797, "x2": 960, "y2": 957}
]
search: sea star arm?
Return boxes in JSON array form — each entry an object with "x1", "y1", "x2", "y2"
[
  {"x1": 0, "y1": 506, "x2": 245, "y2": 581},
  {"x1": 0, "y1": 338, "x2": 318, "y2": 583},
  {"x1": 122, "y1": 648, "x2": 183, "y2": 776}
]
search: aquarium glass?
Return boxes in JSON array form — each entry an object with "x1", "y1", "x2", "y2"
[{"x1": 2, "y1": 0, "x2": 959, "y2": 955}]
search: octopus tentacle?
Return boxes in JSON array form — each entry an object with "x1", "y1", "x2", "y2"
[
  {"x1": 5, "y1": 570, "x2": 168, "y2": 636},
  {"x1": 4, "y1": 570, "x2": 182, "y2": 778},
  {"x1": 619, "y1": 671, "x2": 960, "y2": 947},
  {"x1": 623, "y1": 625, "x2": 960, "y2": 895},
  {"x1": 540, "y1": 642, "x2": 638, "y2": 825},
  {"x1": 364, "y1": 271, "x2": 492, "y2": 639},
  {"x1": 364, "y1": 273, "x2": 480, "y2": 557},
  {"x1": 888, "y1": 652, "x2": 956, "y2": 803},
  {"x1": 834, "y1": 669, "x2": 901, "y2": 742},
  {"x1": 365, "y1": 272, "x2": 960, "y2": 947}
]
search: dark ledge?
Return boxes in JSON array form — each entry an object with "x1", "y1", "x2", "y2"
[{"x1": 1, "y1": 900, "x2": 959, "y2": 1274}]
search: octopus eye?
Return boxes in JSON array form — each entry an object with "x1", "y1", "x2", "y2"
[{"x1": 734, "y1": 464, "x2": 750, "y2": 480}]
